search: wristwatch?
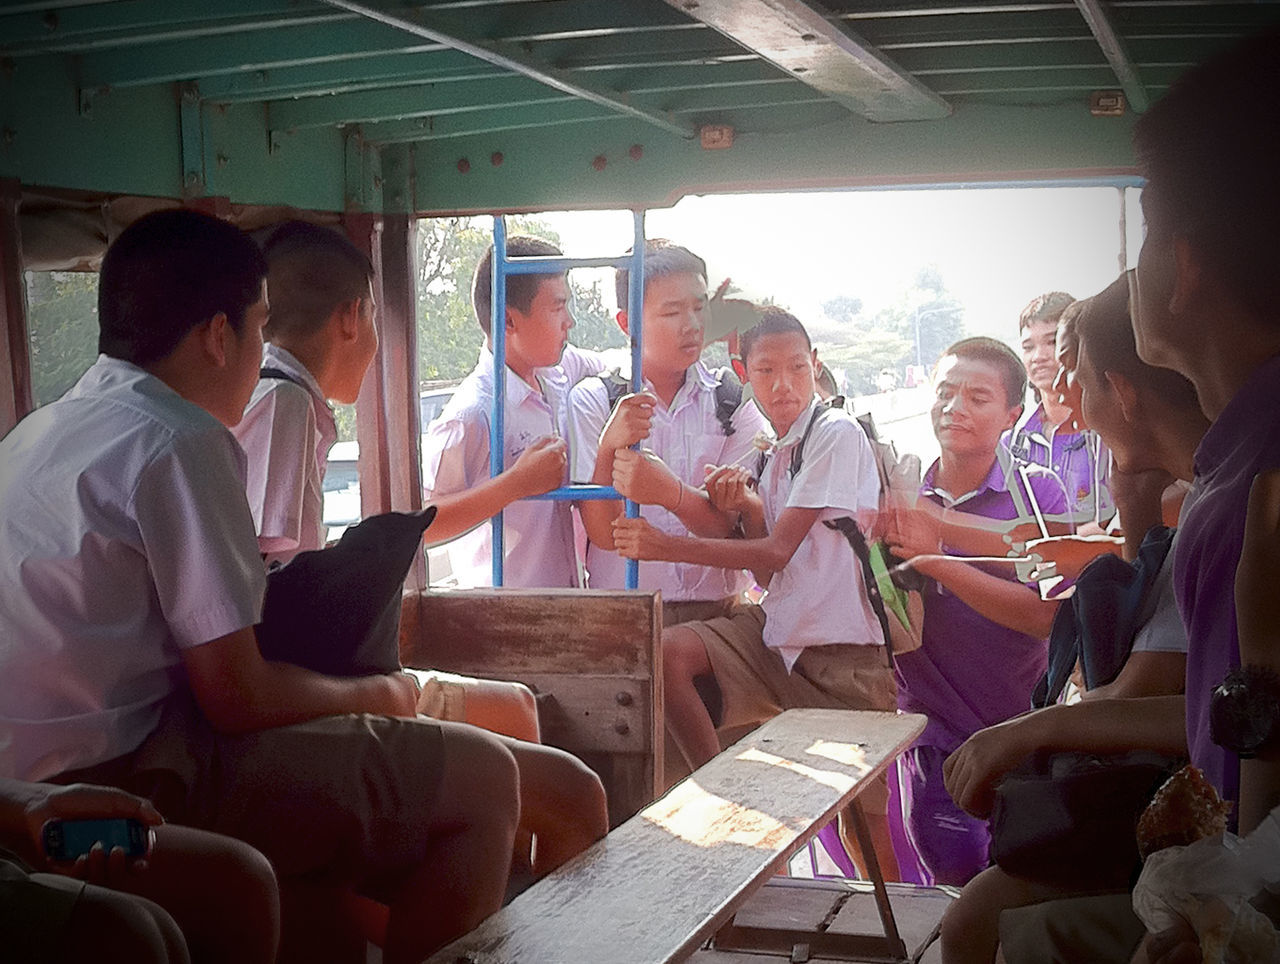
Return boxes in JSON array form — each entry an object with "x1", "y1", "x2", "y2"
[{"x1": 1209, "y1": 664, "x2": 1280, "y2": 759}]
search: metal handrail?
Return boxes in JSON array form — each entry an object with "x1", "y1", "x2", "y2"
[{"x1": 489, "y1": 211, "x2": 646, "y2": 588}]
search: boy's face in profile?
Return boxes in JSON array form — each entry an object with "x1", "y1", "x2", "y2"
[
  {"x1": 629, "y1": 272, "x2": 707, "y2": 377},
  {"x1": 1019, "y1": 318, "x2": 1059, "y2": 393},
  {"x1": 508, "y1": 274, "x2": 573, "y2": 369},
  {"x1": 931, "y1": 354, "x2": 1021, "y2": 461},
  {"x1": 744, "y1": 331, "x2": 817, "y2": 435},
  {"x1": 1131, "y1": 194, "x2": 1183, "y2": 372}
]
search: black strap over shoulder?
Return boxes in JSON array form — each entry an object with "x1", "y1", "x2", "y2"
[
  {"x1": 824, "y1": 516, "x2": 896, "y2": 670},
  {"x1": 260, "y1": 366, "x2": 307, "y2": 389},
  {"x1": 601, "y1": 366, "x2": 742, "y2": 436}
]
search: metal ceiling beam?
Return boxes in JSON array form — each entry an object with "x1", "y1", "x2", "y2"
[
  {"x1": 1073, "y1": 0, "x2": 1149, "y2": 111},
  {"x1": 315, "y1": 0, "x2": 696, "y2": 138},
  {"x1": 659, "y1": 0, "x2": 949, "y2": 122},
  {"x1": 363, "y1": 101, "x2": 619, "y2": 144}
]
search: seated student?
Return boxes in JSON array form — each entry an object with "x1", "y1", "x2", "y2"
[
  {"x1": 0, "y1": 777, "x2": 279, "y2": 964},
  {"x1": 421, "y1": 236, "x2": 608, "y2": 588},
  {"x1": 1008, "y1": 291, "x2": 1114, "y2": 530},
  {"x1": 231, "y1": 222, "x2": 607, "y2": 877},
  {"x1": 936, "y1": 275, "x2": 1207, "y2": 964},
  {"x1": 567, "y1": 239, "x2": 768, "y2": 624},
  {"x1": 612, "y1": 307, "x2": 900, "y2": 877},
  {"x1": 0, "y1": 209, "x2": 524, "y2": 964},
  {"x1": 885, "y1": 337, "x2": 1066, "y2": 887},
  {"x1": 232, "y1": 219, "x2": 550, "y2": 744}
]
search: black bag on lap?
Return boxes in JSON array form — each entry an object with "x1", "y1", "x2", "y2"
[
  {"x1": 988, "y1": 750, "x2": 1181, "y2": 889},
  {"x1": 255, "y1": 507, "x2": 436, "y2": 676}
]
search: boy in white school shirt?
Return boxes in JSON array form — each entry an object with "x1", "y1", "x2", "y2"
[
  {"x1": 612, "y1": 306, "x2": 899, "y2": 877},
  {"x1": 421, "y1": 235, "x2": 608, "y2": 587},
  {"x1": 566, "y1": 239, "x2": 769, "y2": 623}
]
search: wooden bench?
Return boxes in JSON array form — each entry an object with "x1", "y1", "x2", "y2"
[
  {"x1": 425, "y1": 708, "x2": 927, "y2": 964},
  {"x1": 399, "y1": 587, "x2": 663, "y2": 826}
]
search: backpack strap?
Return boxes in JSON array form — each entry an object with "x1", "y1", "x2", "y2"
[
  {"x1": 259, "y1": 366, "x2": 308, "y2": 391},
  {"x1": 599, "y1": 370, "x2": 631, "y2": 411},
  {"x1": 823, "y1": 516, "x2": 896, "y2": 669},
  {"x1": 712, "y1": 368, "x2": 743, "y2": 437}
]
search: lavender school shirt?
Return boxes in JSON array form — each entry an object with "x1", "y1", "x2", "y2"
[
  {"x1": 1175, "y1": 352, "x2": 1280, "y2": 813},
  {"x1": 894, "y1": 456, "x2": 1068, "y2": 752}
]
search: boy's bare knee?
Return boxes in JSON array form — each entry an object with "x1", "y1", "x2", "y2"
[{"x1": 663, "y1": 626, "x2": 711, "y2": 678}]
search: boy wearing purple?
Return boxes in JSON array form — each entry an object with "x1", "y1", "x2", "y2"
[
  {"x1": 887, "y1": 337, "x2": 1064, "y2": 886},
  {"x1": 1007, "y1": 291, "x2": 1114, "y2": 530},
  {"x1": 1129, "y1": 28, "x2": 1280, "y2": 835}
]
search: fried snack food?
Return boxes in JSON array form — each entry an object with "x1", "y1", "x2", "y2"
[{"x1": 1137, "y1": 764, "x2": 1233, "y2": 860}]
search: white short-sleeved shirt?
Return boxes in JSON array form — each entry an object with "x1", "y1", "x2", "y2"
[
  {"x1": 1131, "y1": 533, "x2": 1189, "y2": 654},
  {"x1": 567, "y1": 362, "x2": 770, "y2": 600},
  {"x1": 420, "y1": 344, "x2": 606, "y2": 587},
  {"x1": 232, "y1": 344, "x2": 337, "y2": 566},
  {"x1": 756, "y1": 397, "x2": 885, "y2": 669},
  {"x1": 0, "y1": 357, "x2": 266, "y2": 782}
]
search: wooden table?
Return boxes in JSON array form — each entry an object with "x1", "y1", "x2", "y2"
[{"x1": 426, "y1": 708, "x2": 926, "y2": 964}]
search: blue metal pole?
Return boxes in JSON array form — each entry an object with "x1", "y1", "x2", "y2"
[
  {"x1": 490, "y1": 215, "x2": 507, "y2": 587},
  {"x1": 624, "y1": 210, "x2": 645, "y2": 591}
]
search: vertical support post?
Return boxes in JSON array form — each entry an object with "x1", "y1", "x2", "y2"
[
  {"x1": 0, "y1": 179, "x2": 31, "y2": 435},
  {"x1": 624, "y1": 210, "x2": 646, "y2": 591},
  {"x1": 346, "y1": 212, "x2": 392, "y2": 519},
  {"x1": 489, "y1": 215, "x2": 508, "y2": 586},
  {"x1": 380, "y1": 213, "x2": 428, "y2": 573},
  {"x1": 178, "y1": 83, "x2": 206, "y2": 199},
  {"x1": 1117, "y1": 185, "x2": 1128, "y2": 273}
]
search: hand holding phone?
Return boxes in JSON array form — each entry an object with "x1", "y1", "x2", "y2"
[{"x1": 42, "y1": 816, "x2": 152, "y2": 863}]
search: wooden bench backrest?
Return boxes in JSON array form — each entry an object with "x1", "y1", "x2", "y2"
[
  {"x1": 399, "y1": 588, "x2": 663, "y2": 825},
  {"x1": 426, "y1": 708, "x2": 926, "y2": 964}
]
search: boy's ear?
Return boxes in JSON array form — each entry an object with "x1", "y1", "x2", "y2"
[
  {"x1": 615, "y1": 311, "x2": 630, "y2": 337},
  {"x1": 195, "y1": 312, "x2": 232, "y2": 367},
  {"x1": 1105, "y1": 370, "x2": 1140, "y2": 424},
  {"x1": 335, "y1": 298, "x2": 363, "y2": 341},
  {"x1": 1003, "y1": 403, "x2": 1023, "y2": 432}
]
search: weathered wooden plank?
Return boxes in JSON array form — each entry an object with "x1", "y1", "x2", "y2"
[
  {"x1": 426, "y1": 709, "x2": 926, "y2": 964},
  {"x1": 400, "y1": 588, "x2": 660, "y2": 677}
]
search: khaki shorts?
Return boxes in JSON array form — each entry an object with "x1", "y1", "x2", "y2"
[
  {"x1": 58, "y1": 690, "x2": 447, "y2": 888},
  {"x1": 681, "y1": 605, "x2": 898, "y2": 814}
]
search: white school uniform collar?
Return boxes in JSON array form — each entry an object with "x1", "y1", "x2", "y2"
[
  {"x1": 768, "y1": 394, "x2": 822, "y2": 454},
  {"x1": 262, "y1": 344, "x2": 326, "y2": 403}
]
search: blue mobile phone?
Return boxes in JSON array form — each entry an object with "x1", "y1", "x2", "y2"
[{"x1": 41, "y1": 818, "x2": 151, "y2": 862}]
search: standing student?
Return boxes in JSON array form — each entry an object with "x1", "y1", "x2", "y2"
[
  {"x1": 421, "y1": 236, "x2": 608, "y2": 587},
  {"x1": 0, "y1": 209, "x2": 523, "y2": 964},
  {"x1": 887, "y1": 337, "x2": 1064, "y2": 886},
  {"x1": 1008, "y1": 292, "x2": 1114, "y2": 529},
  {"x1": 612, "y1": 307, "x2": 899, "y2": 878},
  {"x1": 567, "y1": 239, "x2": 768, "y2": 622}
]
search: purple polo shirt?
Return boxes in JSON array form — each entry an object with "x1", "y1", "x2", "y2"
[
  {"x1": 1175, "y1": 352, "x2": 1280, "y2": 811},
  {"x1": 894, "y1": 456, "x2": 1067, "y2": 752},
  {"x1": 1004, "y1": 406, "x2": 1112, "y2": 526}
]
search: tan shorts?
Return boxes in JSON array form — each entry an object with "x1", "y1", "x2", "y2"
[
  {"x1": 681, "y1": 605, "x2": 898, "y2": 814},
  {"x1": 57, "y1": 690, "x2": 447, "y2": 888}
]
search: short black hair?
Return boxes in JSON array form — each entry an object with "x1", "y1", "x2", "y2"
[
  {"x1": 1134, "y1": 29, "x2": 1280, "y2": 324},
  {"x1": 98, "y1": 209, "x2": 267, "y2": 366},
  {"x1": 471, "y1": 235, "x2": 564, "y2": 335},
  {"x1": 740, "y1": 306, "x2": 811, "y2": 363},
  {"x1": 262, "y1": 221, "x2": 374, "y2": 341},
  {"x1": 613, "y1": 239, "x2": 707, "y2": 313},
  {"x1": 1076, "y1": 273, "x2": 1201, "y2": 412},
  {"x1": 940, "y1": 336, "x2": 1026, "y2": 407},
  {"x1": 1018, "y1": 291, "x2": 1075, "y2": 333}
]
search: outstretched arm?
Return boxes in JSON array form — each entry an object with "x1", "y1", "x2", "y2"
[
  {"x1": 425, "y1": 436, "x2": 568, "y2": 545},
  {"x1": 182, "y1": 627, "x2": 418, "y2": 735},
  {"x1": 613, "y1": 504, "x2": 819, "y2": 586},
  {"x1": 943, "y1": 695, "x2": 1187, "y2": 818},
  {"x1": 910, "y1": 554, "x2": 1062, "y2": 638}
]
